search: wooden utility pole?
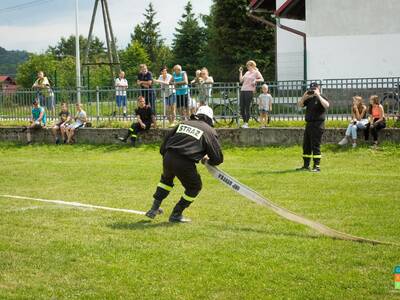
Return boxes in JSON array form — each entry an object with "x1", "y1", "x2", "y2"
[{"x1": 83, "y1": 0, "x2": 120, "y2": 86}]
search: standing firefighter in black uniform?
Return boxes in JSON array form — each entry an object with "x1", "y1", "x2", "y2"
[
  {"x1": 297, "y1": 82, "x2": 330, "y2": 172},
  {"x1": 145, "y1": 105, "x2": 223, "y2": 222}
]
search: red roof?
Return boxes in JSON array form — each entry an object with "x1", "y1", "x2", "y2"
[
  {"x1": 275, "y1": 0, "x2": 305, "y2": 20},
  {"x1": 0, "y1": 75, "x2": 16, "y2": 85},
  {"x1": 249, "y1": 0, "x2": 305, "y2": 20},
  {"x1": 249, "y1": 0, "x2": 276, "y2": 11}
]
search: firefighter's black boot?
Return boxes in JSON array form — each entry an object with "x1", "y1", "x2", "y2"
[
  {"x1": 169, "y1": 198, "x2": 192, "y2": 223},
  {"x1": 296, "y1": 157, "x2": 310, "y2": 171},
  {"x1": 145, "y1": 199, "x2": 164, "y2": 219},
  {"x1": 311, "y1": 158, "x2": 321, "y2": 172}
]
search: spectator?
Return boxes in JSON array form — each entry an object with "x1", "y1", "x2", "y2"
[
  {"x1": 365, "y1": 95, "x2": 386, "y2": 149},
  {"x1": 257, "y1": 84, "x2": 273, "y2": 128},
  {"x1": 297, "y1": 82, "x2": 330, "y2": 172},
  {"x1": 22, "y1": 99, "x2": 46, "y2": 145},
  {"x1": 198, "y1": 67, "x2": 214, "y2": 105},
  {"x1": 190, "y1": 70, "x2": 202, "y2": 85},
  {"x1": 51, "y1": 102, "x2": 71, "y2": 144},
  {"x1": 115, "y1": 96, "x2": 157, "y2": 146},
  {"x1": 239, "y1": 60, "x2": 264, "y2": 128},
  {"x1": 66, "y1": 103, "x2": 87, "y2": 144},
  {"x1": 32, "y1": 71, "x2": 52, "y2": 109},
  {"x1": 171, "y1": 64, "x2": 189, "y2": 121},
  {"x1": 114, "y1": 71, "x2": 128, "y2": 117},
  {"x1": 137, "y1": 64, "x2": 156, "y2": 112},
  {"x1": 154, "y1": 66, "x2": 176, "y2": 127},
  {"x1": 338, "y1": 96, "x2": 368, "y2": 148}
]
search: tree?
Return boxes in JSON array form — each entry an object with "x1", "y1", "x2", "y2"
[
  {"x1": 119, "y1": 41, "x2": 151, "y2": 84},
  {"x1": 130, "y1": 2, "x2": 164, "y2": 71},
  {"x1": 206, "y1": 0, "x2": 275, "y2": 81},
  {"x1": 47, "y1": 35, "x2": 106, "y2": 60},
  {"x1": 172, "y1": 1, "x2": 207, "y2": 77},
  {"x1": 16, "y1": 54, "x2": 58, "y2": 88},
  {"x1": 0, "y1": 46, "x2": 29, "y2": 76}
]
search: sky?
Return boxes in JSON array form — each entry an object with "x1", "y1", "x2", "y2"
[{"x1": 0, "y1": 0, "x2": 213, "y2": 53}]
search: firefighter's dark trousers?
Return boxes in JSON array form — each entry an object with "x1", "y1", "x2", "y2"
[
  {"x1": 151, "y1": 151, "x2": 202, "y2": 211},
  {"x1": 302, "y1": 121, "x2": 324, "y2": 167}
]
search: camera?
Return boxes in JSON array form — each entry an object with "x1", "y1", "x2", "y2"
[
  {"x1": 307, "y1": 82, "x2": 319, "y2": 95},
  {"x1": 306, "y1": 87, "x2": 316, "y2": 95}
]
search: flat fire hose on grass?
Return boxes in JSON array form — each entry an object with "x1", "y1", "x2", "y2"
[{"x1": 205, "y1": 163, "x2": 396, "y2": 246}]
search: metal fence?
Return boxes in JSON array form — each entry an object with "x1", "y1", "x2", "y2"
[{"x1": 1, "y1": 77, "x2": 399, "y2": 127}]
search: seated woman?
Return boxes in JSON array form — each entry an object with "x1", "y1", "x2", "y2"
[
  {"x1": 338, "y1": 96, "x2": 368, "y2": 148},
  {"x1": 364, "y1": 95, "x2": 386, "y2": 149},
  {"x1": 66, "y1": 103, "x2": 87, "y2": 144}
]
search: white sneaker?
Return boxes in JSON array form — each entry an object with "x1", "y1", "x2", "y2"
[
  {"x1": 352, "y1": 143, "x2": 357, "y2": 148},
  {"x1": 241, "y1": 123, "x2": 249, "y2": 129},
  {"x1": 338, "y1": 137, "x2": 348, "y2": 146}
]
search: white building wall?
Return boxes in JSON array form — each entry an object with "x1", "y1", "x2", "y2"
[
  {"x1": 306, "y1": 0, "x2": 400, "y2": 79},
  {"x1": 276, "y1": 0, "x2": 305, "y2": 81}
]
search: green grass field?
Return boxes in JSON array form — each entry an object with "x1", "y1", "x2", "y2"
[{"x1": 1, "y1": 143, "x2": 399, "y2": 299}]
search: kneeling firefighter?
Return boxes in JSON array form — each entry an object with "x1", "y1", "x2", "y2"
[{"x1": 145, "y1": 105, "x2": 223, "y2": 222}]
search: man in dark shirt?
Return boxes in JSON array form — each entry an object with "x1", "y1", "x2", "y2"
[
  {"x1": 137, "y1": 64, "x2": 156, "y2": 112},
  {"x1": 297, "y1": 82, "x2": 330, "y2": 172},
  {"x1": 115, "y1": 96, "x2": 156, "y2": 146},
  {"x1": 145, "y1": 105, "x2": 223, "y2": 223}
]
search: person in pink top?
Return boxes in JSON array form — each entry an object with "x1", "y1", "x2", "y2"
[
  {"x1": 239, "y1": 60, "x2": 264, "y2": 128},
  {"x1": 365, "y1": 95, "x2": 386, "y2": 148}
]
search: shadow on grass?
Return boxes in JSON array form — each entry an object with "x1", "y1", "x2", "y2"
[
  {"x1": 214, "y1": 224, "x2": 322, "y2": 241},
  {"x1": 108, "y1": 220, "x2": 322, "y2": 242},
  {"x1": 254, "y1": 169, "x2": 299, "y2": 175},
  {"x1": 107, "y1": 220, "x2": 177, "y2": 230}
]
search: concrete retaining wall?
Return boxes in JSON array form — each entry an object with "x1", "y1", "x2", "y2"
[{"x1": 1, "y1": 127, "x2": 399, "y2": 146}]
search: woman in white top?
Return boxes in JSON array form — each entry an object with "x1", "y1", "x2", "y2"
[
  {"x1": 338, "y1": 96, "x2": 368, "y2": 148},
  {"x1": 198, "y1": 67, "x2": 214, "y2": 105},
  {"x1": 66, "y1": 103, "x2": 87, "y2": 144},
  {"x1": 154, "y1": 66, "x2": 176, "y2": 126},
  {"x1": 32, "y1": 71, "x2": 51, "y2": 109},
  {"x1": 239, "y1": 60, "x2": 264, "y2": 128}
]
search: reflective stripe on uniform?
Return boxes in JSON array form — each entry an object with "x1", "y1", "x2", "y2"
[
  {"x1": 182, "y1": 194, "x2": 196, "y2": 202},
  {"x1": 302, "y1": 154, "x2": 322, "y2": 158},
  {"x1": 131, "y1": 134, "x2": 137, "y2": 138},
  {"x1": 157, "y1": 182, "x2": 173, "y2": 192}
]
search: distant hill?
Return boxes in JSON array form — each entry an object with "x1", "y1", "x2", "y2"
[{"x1": 0, "y1": 46, "x2": 29, "y2": 76}]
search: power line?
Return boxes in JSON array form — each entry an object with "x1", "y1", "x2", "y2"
[{"x1": 0, "y1": 0, "x2": 55, "y2": 14}]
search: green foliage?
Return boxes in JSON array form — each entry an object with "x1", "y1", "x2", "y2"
[
  {"x1": 15, "y1": 54, "x2": 58, "y2": 88},
  {"x1": 46, "y1": 35, "x2": 106, "y2": 61},
  {"x1": 0, "y1": 46, "x2": 29, "y2": 76},
  {"x1": 206, "y1": 0, "x2": 275, "y2": 81},
  {"x1": 172, "y1": 1, "x2": 207, "y2": 76},
  {"x1": 130, "y1": 2, "x2": 165, "y2": 73},
  {"x1": 119, "y1": 41, "x2": 151, "y2": 84}
]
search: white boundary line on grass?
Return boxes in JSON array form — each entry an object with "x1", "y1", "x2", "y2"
[{"x1": 0, "y1": 194, "x2": 146, "y2": 215}]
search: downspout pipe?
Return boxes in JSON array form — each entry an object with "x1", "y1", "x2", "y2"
[{"x1": 247, "y1": 12, "x2": 307, "y2": 81}]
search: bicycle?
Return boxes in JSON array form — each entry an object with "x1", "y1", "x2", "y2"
[
  {"x1": 381, "y1": 84, "x2": 400, "y2": 115},
  {"x1": 210, "y1": 90, "x2": 237, "y2": 126},
  {"x1": 211, "y1": 90, "x2": 260, "y2": 126}
]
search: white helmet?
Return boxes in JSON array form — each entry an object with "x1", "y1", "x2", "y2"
[{"x1": 196, "y1": 105, "x2": 213, "y2": 120}]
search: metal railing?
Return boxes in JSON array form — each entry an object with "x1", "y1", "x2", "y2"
[{"x1": 1, "y1": 77, "x2": 399, "y2": 127}]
